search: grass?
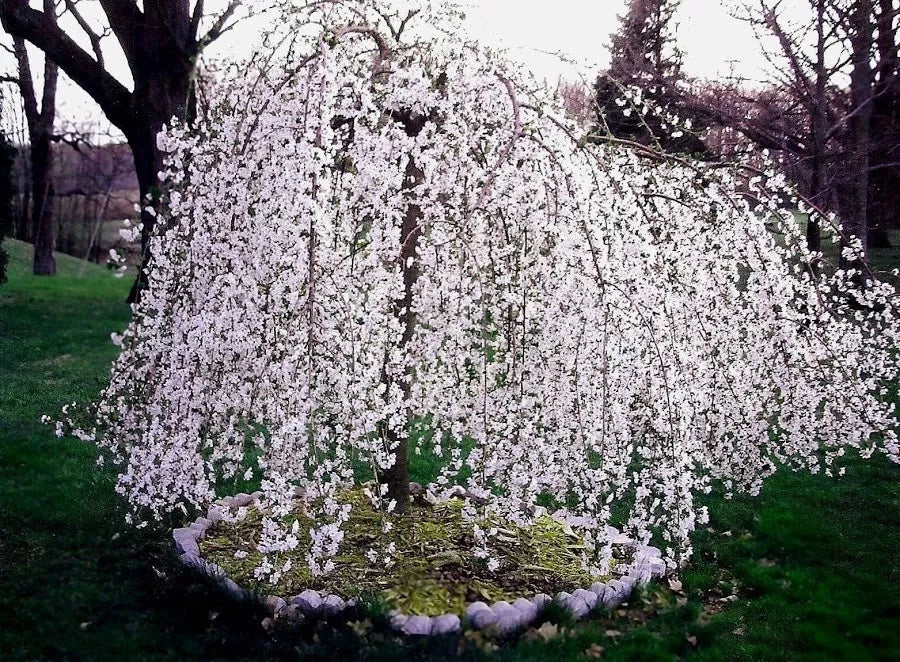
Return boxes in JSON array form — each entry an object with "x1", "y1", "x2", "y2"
[{"x1": 1, "y1": 237, "x2": 898, "y2": 660}]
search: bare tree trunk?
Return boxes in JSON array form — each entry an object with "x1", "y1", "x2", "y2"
[
  {"x1": 842, "y1": 0, "x2": 874, "y2": 272},
  {"x1": 127, "y1": 126, "x2": 170, "y2": 302},
  {"x1": 16, "y1": 182, "x2": 30, "y2": 241},
  {"x1": 806, "y1": 0, "x2": 829, "y2": 255},
  {"x1": 12, "y1": 1, "x2": 58, "y2": 276},
  {"x1": 30, "y1": 132, "x2": 54, "y2": 274},
  {"x1": 0, "y1": 0, "x2": 243, "y2": 299}
]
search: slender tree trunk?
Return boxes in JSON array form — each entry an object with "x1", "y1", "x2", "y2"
[
  {"x1": 382, "y1": 114, "x2": 426, "y2": 513},
  {"x1": 12, "y1": 4, "x2": 58, "y2": 276},
  {"x1": 841, "y1": 0, "x2": 874, "y2": 272},
  {"x1": 125, "y1": 43, "x2": 192, "y2": 303},
  {"x1": 30, "y1": 130, "x2": 54, "y2": 274},
  {"x1": 806, "y1": 0, "x2": 829, "y2": 255},
  {"x1": 16, "y1": 184, "x2": 30, "y2": 241}
]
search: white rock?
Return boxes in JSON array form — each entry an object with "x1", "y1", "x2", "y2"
[
  {"x1": 573, "y1": 588, "x2": 598, "y2": 610},
  {"x1": 603, "y1": 592, "x2": 624, "y2": 608},
  {"x1": 491, "y1": 601, "x2": 517, "y2": 617},
  {"x1": 430, "y1": 614, "x2": 461, "y2": 635},
  {"x1": 590, "y1": 582, "x2": 608, "y2": 598},
  {"x1": 512, "y1": 597, "x2": 538, "y2": 622},
  {"x1": 322, "y1": 594, "x2": 346, "y2": 615},
  {"x1": 265, "y1": 595, "x2": 287, "y2": 615},
  {"x1": 630, "y1": 564, "x2": 653, "y2": 586},
  {"x1": 390, "y1": 612, "x2": 409, "y2": 630},
  {"x1": 494, "y1": 610, "x2": 524, "y2": 634},
  {"x1": 206, "y1": 506, "x2": 225, "y2": 522},
  {"x1": 532, "y1": 593, "x2": 552, "y2": 610},
  {"x1": 172, "y1": 528, "x2": 200, "y2": 555},
  {"x1": 291, "y1": 589, "x2": 322, "y2": 614},
  {"x1": 230, "y1": 493, "x2": 255, "y2": 507},
  {"x1": 602, "y1": 580, "x2": 625, "y2": 607},
  {"x1": 555, "y1": 591, "x2": 572, "y2": 604},
  {"x1": 648, "y1": 557, "x2": 666, "y2": 578},
  {"x1": 471, "y1": 608, "x2": 498, "y2": 630},
  {"x1": 179, "y1": 552, "x2": 204, "y2": 570},
  {"x1": 465, "y1": 601, "x2": 490, "y2": 619},
  {"x1": 189, "y1": 519, "x2": 209, "y2": 538},
  {"x1": 564, "y1": 595, "x2": 590, "y2": 618},
  {"x1": 402, "y1": 615, "x2": 432, "y2": 636}
]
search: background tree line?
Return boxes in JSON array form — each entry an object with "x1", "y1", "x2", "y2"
[{"x1": 594, "y1": 0, "x2": 900, "y2": 268}]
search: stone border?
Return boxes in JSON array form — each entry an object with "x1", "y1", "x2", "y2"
[{"x1": 173, "y1": 486, "x2": 667, "y2": 637}]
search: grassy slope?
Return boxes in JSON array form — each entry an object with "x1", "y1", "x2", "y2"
[{"x1": 0, "y1": 239, "x2": 898, "y2": 660}]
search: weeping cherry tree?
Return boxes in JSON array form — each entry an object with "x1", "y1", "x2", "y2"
[{"x1": 57, "y1": 0, "x2": 899, "y2": 581}]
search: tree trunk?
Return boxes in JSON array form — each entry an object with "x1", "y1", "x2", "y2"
[
  {"x1": 30, "y1": 129, "x2": 55, "y2": 275},
  {"x1": 806, "y1": 0, "x2": 829, "y2": 255},
  {"x1": 382, "y1": 114, "x2": 426, "y2": 513},
  {"x1": 16, "y1": 183, "x2": 30, "y2": 241},
  {"x1": 125, "y1": 27, "x2": 193, "y2": 303},
  {"x1": 841, "y1": 0, "x2": 874, "y2": 273},
  {"x1": 126, "y1": 128, "x2": 166, "y2": 303}
]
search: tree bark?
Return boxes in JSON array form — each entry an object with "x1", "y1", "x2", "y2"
[
  {"x1": 12, "y1": 9, "x2": 58, "y2": 276},
  {"x1": 842, "y1": 0, "x2": 874, "y2": 272},
  {"x1": 806, "y1": 0, "x2": 829, "y2": 255},
  {"x1": 382, "y1": 113, "x2": 426, "y2": 513},
  {"x1": 30, "y1": 130, "x2": 54, "y2": 274}
]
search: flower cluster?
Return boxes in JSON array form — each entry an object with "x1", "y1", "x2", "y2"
[{"x1": 66, "y1": 0, "x2": 898, "y2": 579}]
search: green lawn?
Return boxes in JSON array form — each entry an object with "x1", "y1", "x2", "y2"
[{"x1": 1, "y1": 238, "x2": 898, "y2": 660}]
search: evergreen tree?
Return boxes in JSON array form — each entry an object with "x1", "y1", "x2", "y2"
[
  {"x1": 608, "y1": 0, "x2": 683, "y2": 85},
  {"x1": 595, "y1": 0, "x2": 706, "y2": 155}
]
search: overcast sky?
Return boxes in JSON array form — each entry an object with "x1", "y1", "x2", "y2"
[{"x1": 2, "y1": 0, "x2": 801, "y2": 137}]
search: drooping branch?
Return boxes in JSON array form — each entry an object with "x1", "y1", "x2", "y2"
[{"x1": 470, "y1": 74, "x2": 523, "y2": 214}]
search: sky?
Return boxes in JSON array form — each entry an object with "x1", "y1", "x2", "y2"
[
  {"x1": 1, "y1": 0, "x2": 802, "y2": 137},
  {"x1": 461, "y1": 0, "x2": 771, "y2": 84}
]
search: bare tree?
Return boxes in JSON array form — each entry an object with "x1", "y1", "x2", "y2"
[
  {"x1": 0, "y1": 0, "x2": 252, "y2": 299},
  {"x1": 689, "y1": 0, "x2": 899, "y2": 259},
  {"x1": 4, "y1": 0, "x2": 58, "y2": 275},
  {"x1": 0, "y1": 99, "x2": 14, "y2": 285}
]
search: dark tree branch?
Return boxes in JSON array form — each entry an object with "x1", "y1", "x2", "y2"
[
  {"x1": 64, "y1": 0, "x2": 106, "y2": 70},
  {"x1": 0, "y1": 0, "x2": 134, "y2": 133},
  {"x1": 198, "y1": 0, "x2": 241, "y2": 51},
  {"x1": 96, "y1": 0, "x2": 141, "y2": 72},
  {"x1": 11, "y1": 36, "x2": 38, "y2": 132},
  {"x1": 189, "y1": 0, "x2": 204, "y2": 42}
]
